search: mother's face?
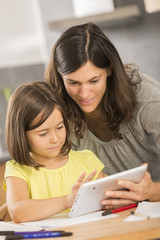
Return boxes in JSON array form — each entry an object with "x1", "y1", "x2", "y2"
[{"x1": 62, "y1": 61, "x2": 110, "y2": 113}]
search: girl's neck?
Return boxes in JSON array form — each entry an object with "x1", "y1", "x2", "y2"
[{"x1": 30, "y1": 153, "x2": 69, "y2": 170}]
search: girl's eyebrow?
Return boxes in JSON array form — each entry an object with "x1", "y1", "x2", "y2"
[
  {"x1": 35, "y1": 129, "x2": 48, "y2": 133},
  {"x1": 34, "y1": 120, "x2": 64, "y2": 132}
]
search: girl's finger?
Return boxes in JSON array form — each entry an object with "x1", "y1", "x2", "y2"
[
  {"x1": 76, "y1": 172, "x2": 87, "y2": 183},
  {"x1": 83, "y1": 169, "x2": 97, "y2": 183}
]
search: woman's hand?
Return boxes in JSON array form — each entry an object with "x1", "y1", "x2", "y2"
[
  {"x1": 66, "y1": 170, "x2": 97, "y2": 208},
  {"x1": 101, "y1": 171, "x2": 160, "y2": 210}
]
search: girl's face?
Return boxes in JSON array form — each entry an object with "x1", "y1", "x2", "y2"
[
  {"x1": 26, "y1": 107, "x2": 66, "y2": 163},
  {"x1": 62, "y1": 61, "x2": 111, "y2": 113}
]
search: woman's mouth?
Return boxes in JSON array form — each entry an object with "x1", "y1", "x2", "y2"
[{"x1": 79, "y1": 97, "x2": 95, "y2": 105}]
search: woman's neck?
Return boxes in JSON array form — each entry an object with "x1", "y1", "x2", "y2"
[{"x1": 84, "y1": 109, "x2": 114, "y2": 142}]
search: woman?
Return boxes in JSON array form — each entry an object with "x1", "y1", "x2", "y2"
[
  {"x1": 1, "y1": 22, "x2": 160, "y2": 220},
  {"x1": 45, "y1": 22, "x2": 160, "y2": 208}
]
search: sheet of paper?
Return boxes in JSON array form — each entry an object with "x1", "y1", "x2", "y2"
[
  {"x1": 0, "y1": 221, "x2": 43, "y2": 231},
  {"x1": 124, "y1": 201, "x2": 160, "y2": 222},
  {"x1": 22, "y1": 211, "x2": 118, "y2": 229}
]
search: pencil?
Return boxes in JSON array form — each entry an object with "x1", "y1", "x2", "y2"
[{"x1": 102, "y1": 203, "x2": 138, "y2": 216}]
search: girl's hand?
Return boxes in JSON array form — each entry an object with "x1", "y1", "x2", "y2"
[
  {"x1": 66, "y1": 170, "x2": 97, "y2": 208},
  {"x1": 101, "y1": 170, "x2": 159, "y2": 210}
]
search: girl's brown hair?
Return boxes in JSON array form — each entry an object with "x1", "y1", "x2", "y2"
[
  {"x1": 6, "y1": 81, "x2": 71, "y2": 169},
  {"x1": 45, "y1": 22, "x2": 140, "y2": 138}
]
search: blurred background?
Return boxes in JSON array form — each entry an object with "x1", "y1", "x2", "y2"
[{"x1": 0, "y1": 0, "x2": 160, "y2": 160}]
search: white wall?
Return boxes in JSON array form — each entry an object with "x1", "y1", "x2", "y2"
[
  {"x1": 72, "y1": 0, "x2": 114, "y2": 17},
  {"x1": 0, "y1": 0, "x2": 48, "y2": 68}
]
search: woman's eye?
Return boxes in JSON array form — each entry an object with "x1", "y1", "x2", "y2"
[
  {"x1": 39, "y1": 132, "x2": 47, "y2": 136},
  {"x1": 57, "y1": 125, "x2": 64, "y2": 130},
  {"x1": 68, "y1": 81, "x2": 78, "y2": 85},
  {"x1": 90, "y1": 79, "x2": 99, "y2": 84}
]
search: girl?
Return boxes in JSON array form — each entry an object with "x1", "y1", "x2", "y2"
[{"x1": 4, "y1": 81, "x2": 104, "y2": 223}]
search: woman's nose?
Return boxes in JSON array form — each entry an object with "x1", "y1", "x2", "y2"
[{"x1": 78, "y1": 85, "x2": 90, "y2": 98}]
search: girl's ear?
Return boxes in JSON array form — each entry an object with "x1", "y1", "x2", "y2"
[{"x1": 106, "y1": 64, "x2": 113, "y2": 77}]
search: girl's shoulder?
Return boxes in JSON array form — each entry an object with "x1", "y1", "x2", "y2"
[
  {"x1": 5, "y1": 159, "x2": 35, "y2": 174},
  {"x1": 69, "y1": 149, "x2": 104, "y2": 166},
  {"x1": 6, "y1": 160, "x2": 21, "y2": 168},
  {"x1": 69, "y1": 149, "x2": 96, "y2": 158}
]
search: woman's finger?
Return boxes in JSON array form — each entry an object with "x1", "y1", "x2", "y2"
[{"x1": 101, "y1": 198, "x2": 136, "y2": 208}]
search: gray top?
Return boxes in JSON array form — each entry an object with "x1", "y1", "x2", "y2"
[{"x1": 70, "y1": 73, "x2": 160, "y2": 181}]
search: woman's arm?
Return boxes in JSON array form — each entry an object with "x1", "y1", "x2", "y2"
[
  {"x1": 6, "y1": 170, "x2": 98, "y2": 223},
  {"x1": 102, "y1": 96, "x2": 160, "y2": 209}
]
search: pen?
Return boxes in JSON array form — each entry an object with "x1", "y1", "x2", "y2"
[
  {"x1": 5, "y1": 232, "x2": 73, "y2": 240},
  {"x1": 102, "y1": 203, "x2": 138, "y2": 216},
  {"x1": 0, "y1": 231, "x2": 65, "y2": 236},
  {"x1": 131, "y1": 211, "x2": 150, "y2": 219}
]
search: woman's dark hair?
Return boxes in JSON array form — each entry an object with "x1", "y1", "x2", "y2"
[
  {"x1": 45, "y1": 22, "x2": 140, "y2": 138},
  {"x1": 6, "y1": 81, "x2": 71, "y2": 169}
]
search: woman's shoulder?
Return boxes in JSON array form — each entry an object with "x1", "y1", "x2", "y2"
[
  {"x1": 125, "y1": 65, "x2": 160, "y2": 100},
  {"x1": 131, "y1": 72, "x2": 160, "y2": 124},
  {"x1": 137, "y1": 72, "x2": 160, "y2": 100},
  {"x1": 125, "y1": 65, "x2": 160, "y2": 91},
  {"x1": 140, "y1": 72, "x2": 160, "y2": 89}
]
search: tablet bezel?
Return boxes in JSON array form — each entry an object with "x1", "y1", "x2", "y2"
[{"x1": 69, "y1": 165, "x2": 147, "y2": 218}]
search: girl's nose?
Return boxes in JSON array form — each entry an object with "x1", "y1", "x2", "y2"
[{"x1": 50, "y1": 133, "x2": 58, "y2": 143}]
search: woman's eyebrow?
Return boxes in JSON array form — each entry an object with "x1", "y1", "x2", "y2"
[
  {"x1": 65, "y1": 78, "x2": 77, "y2": 82},
  {"x1": 64, "y1": 75, "x2": 101, "y2": 82}
]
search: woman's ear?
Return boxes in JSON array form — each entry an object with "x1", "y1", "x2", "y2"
[{"x1": 106, "y1": 64, "x2": 113, "y2": 77}]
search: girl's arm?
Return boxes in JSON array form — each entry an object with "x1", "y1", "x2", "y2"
[
  {"x1": 0, "y1": 203, "x2": 11, "y2": 221},
  {"x1": 6, "y1": 170, "x2": 98, "y2": 223}
]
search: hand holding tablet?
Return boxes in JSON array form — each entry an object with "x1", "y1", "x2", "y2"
[{"x1": 69, "y1": 165, "x2": 147, "y2": 217}]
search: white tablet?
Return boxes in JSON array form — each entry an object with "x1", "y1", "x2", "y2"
[{"x1": 69, "y1": 165, "x2": 147, "y2": 217}]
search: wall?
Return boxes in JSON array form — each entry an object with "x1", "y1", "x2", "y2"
[
  {"x1": 0, "y1": 0, "x2": 48, "y2": 67},
  {"x1": 101, "y1": 11, "x2": 160, "y2": 80},
  {"x1": 39, "y1": 0, "x2": 160, "y2": 80},
  {"x1": 0, "y1": 0, "x2": 47, "y2": 158},
  {"x1": 0, "y1": 64, "x2": 45, "y2": 157},
  {"x1": 0, "y1": 0, "x2": 160, "y2": 159}
]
